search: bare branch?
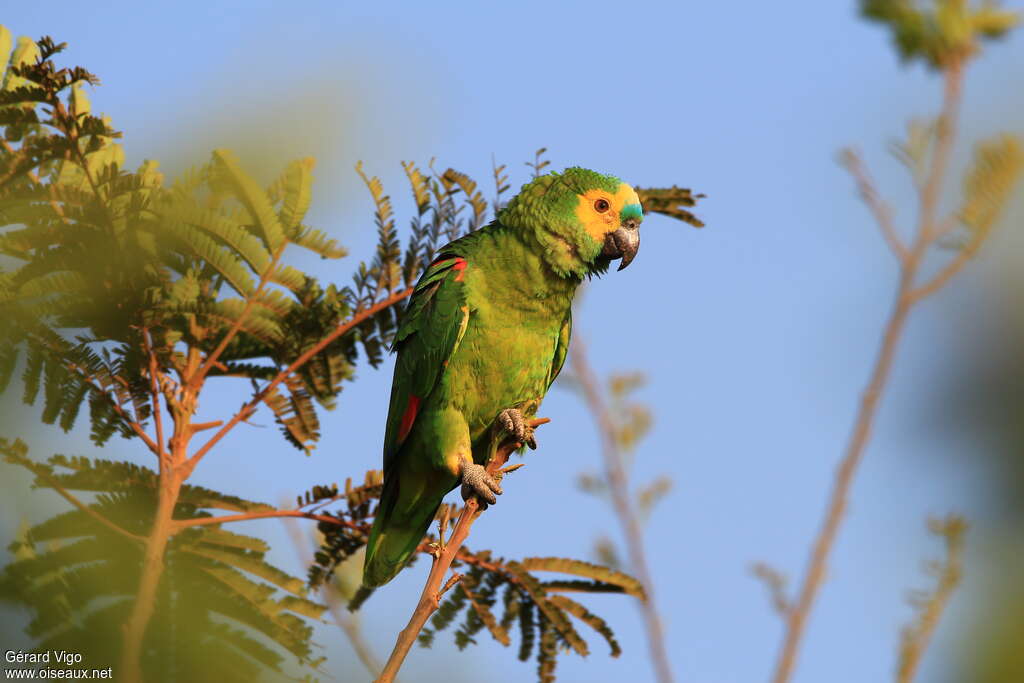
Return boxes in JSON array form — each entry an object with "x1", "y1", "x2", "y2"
[
  {"x1": 185, "y1": 286, "x2": 415, "y2": 473},
  {"x1": 374, "y1": 419, "x2": 547, "y2": 683},
  {"x1": 142, "y1": 330, "x2": 166, "y2": 459},
  {"x1": 571, "y1": 339, "x2": 674, "y2": 683},
  {"x1": 281, "y1": 515, "x2": 386, "y2": 680},
  {"x1": 769, "y1": 60, "x2": 966, "y2": 683},
  {"x1": 841, "y1": 148, "x2": 910, "y2": 263},
  {"x1": 19, "y1": 458, "x2": 145, "y2": 543},
  {"x1": 171, "y1": 509, "x2": 360, "y2": 531},
  {"x1": 187, "y1": 245, "x2": 286, "y2": 391},
  {"x1": 907, "y1": 230, "x2": 984, "y2": 304}
]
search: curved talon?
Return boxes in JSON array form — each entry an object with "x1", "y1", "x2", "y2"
[
  {"x1": 497, "y1": 408, "x2": 538, "y2": 450},
  {"x1": 459, "y1": 458, "x2": 502, "y2": 509}
]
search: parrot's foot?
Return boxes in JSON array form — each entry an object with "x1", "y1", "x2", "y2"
[
  {"x1": 497, "y1": 408, "x2": 537, "y2": 450},
  {"x1": 459, "y1": 458, "x2": 503, "y2": 509}
]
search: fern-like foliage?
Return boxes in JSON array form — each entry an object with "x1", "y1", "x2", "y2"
[
  {"x1": 299, "y1": 477, "x2": 645, "y2": 681},
  {"x1": 0, "y1": 39, "x2": 323, "y2": 451},
  {"x1": 0, "y1": 29, "x2": 704, "y2": 683},
  {"x1": 0, "y1": 439, "x2": 326, "y2": 679},
  {"x1": 0, "y1": 34, "x2": 382, "y2": 454}
]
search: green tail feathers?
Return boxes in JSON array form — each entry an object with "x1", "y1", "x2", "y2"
[{"x1": 362, "y1": 483, "x2": 442, "y2": 587}]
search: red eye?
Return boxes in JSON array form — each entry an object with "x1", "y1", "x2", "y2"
[{"x1": 594, "y1": 199, "x2": 610, "y2": 213}]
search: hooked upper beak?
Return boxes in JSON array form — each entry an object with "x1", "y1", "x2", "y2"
[{"x1": 601, "y1": 217, "x2": 641, "y2": 271}]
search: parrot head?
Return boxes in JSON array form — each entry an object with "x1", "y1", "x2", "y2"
[{"x1": 498, "y1": 167, "x2": 643, "y2": 278}]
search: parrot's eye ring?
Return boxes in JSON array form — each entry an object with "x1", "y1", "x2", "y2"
[{"x1": 593, "y1": 198, "x2": 610, "y2": 213}]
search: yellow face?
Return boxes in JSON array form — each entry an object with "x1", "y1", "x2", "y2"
[{"x1": 573, "y1": 182, "x2": 643, "y2": 242}]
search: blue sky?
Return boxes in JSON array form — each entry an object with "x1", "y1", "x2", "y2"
[{"x1": 2, "y1": 2, "x2": 1023, "y2": 682}]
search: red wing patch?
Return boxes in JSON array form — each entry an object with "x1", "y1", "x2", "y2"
[
  {"x1": 428, "y1": 256, "x2": 468, "y2": 281},
  {"x1": 398, "y1": 394, "x2": 421, "y2": 443}
]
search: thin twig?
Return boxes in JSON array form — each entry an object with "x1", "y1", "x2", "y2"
[
  {"x1": 769, "y1": 60, "x2": 965, "y2": 683},
  {"x1": 185, "y1": 286, "x2": 415, "y2": 473},
  {"x1": 327, "y1": 594, "x2": 386, "y2": 679},
  {"x1": 375, "y1": 418, "x2": 548, "y2": 683},
  {"x1": 23, "y1": 460, "x2": 145, "y2": 543},
  {"x1": 752, "y1": 562, "x2": 791, "y2": 617},
  {"x1": 281, "y1": 516, "x2": 386, "y2": 680},
  {"x1": 187, "y1": 244, "x2": 286, "y2": 391},
  {"x1": 842, "y1": 148, "x2": 910, "y2": 263},
  {"x1": 571, "y1": 339, "x2": 674, "y2": 683},
  {"x1": 172, "y1": 509, "x2": 362, "y2": 531},
  {"x1": 143, "y1": 329, "x2": 166, "y2": 458},
  {"x1": 907, "y1": 229, "x2": 982, "y2": 303}
]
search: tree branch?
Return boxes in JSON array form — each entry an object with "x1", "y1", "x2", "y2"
[
  {"x1": 281, "y1": 515, "x2": 386, "y2": 681},
  {"x1": 143, "y1": 329, "x2": 166, "y2": 458},
  {"x1": 769, "y1": 60, "x2": 966, "y2": 683},
  {"x1": 907, "y1": 228, "x2": 983, "y2": 303},
  {"x1": 841, "y1": 148, "x2": 910, "y2": 263},
  {"x1": 375, "y1": 418, "x2": 548, "y2": 683},
  {"x1": 171, "y1": 509, "x2": 362, "y2": 531},
  {"x1": 570, "y1": 339, "x2": 674, "y2": 683},
  {"x1": 23, "y1": 459, "x2": 145, "y2": 543},
  {"x1": 187, "y1": 245, "x2": 286, "y2": 391},
  {"x1": 185, "y1": 286, "x2": 415, "y2": 473},
  {"x1": 59, "y1": 356, "x2": 163, "y2": 458}
]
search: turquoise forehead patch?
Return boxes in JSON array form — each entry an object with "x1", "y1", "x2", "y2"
[{"x1": 621, "y1": 202, "x2": 643, "y2": 220}]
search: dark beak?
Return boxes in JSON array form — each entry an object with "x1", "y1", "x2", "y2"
[{"x1": 601, "y1": 217, "x2": 641, "y2": 271}]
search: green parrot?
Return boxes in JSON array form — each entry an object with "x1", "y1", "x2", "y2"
[{"x1": 362, "y1": 167, "x2": 643, "y2": 587}]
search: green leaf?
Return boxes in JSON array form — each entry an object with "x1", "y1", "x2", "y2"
[
  {"x1": 181, "y1": 545, "x2": 306, "y2": 597},
  {"x1": 160, "y1": 219, "x2": 255, "y2": 296},
  {"x1": 517, "y1": 557, "x2": 646, "y2": 600},
  {"x1": 0, "y1": 27, "x2": 13, "y2": 84},
  {"x1": 463, "y1": 582, "x2": 510, "y2": 646},
  {"x1": 278, "y1": 595, "x2": 327, "y2": 620},
  {"x1": 277, "y1": 157, "x2": 315, "y2": 231},
  {"x1": 173, "y1": 202, "x2": 272, "y2": 275},
  {"x1": 289, "y1": 225, "x2": 346, "y2": 259},
  {"x1": 960, "y1": 134, "x2": 1024, "y2": 237},
  {"x1": 442, "y1": 168, "x2": 487, "y2": 229},
  {"x1": 176, "y1": 486, "x2": 275, "y2": 514},
  {"x1": 505, "y1": 562, "x2": 589, "y2": 657},
  {"x1": 190, "y1": 527, "x2": 270, "y2": 553},
  {"x1": 261, "y1": 377, "x2": 321, "y2": 452},
  {"x1": 547, "y1": 594, "x2": 622, "y2": 657},
  {"x1": 268, "y1": 263, "x2": 306, "y2": 293},
  {"x1": 212, "y1": 149, "x2": 286, "y2": 251},
  {"x1": 0, "y1": 342, "x2": 19, "y2": 393},
  {"x1": 635, "y1": 185, "x2": 705, "y2": 228},
  {"x1": 402, "y1": 161, "x2": 430, "y2": 214},
  {"x1": 3, "y1": 36, "x2": 40, "y2": 92}
]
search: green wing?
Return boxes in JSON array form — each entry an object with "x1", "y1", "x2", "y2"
[
  {"x1": 547, "y1": 310, "x2": 572, "y2": 388},
  {"x1": 382, "y1": 255, "x2": 470, "y2": 468}
]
